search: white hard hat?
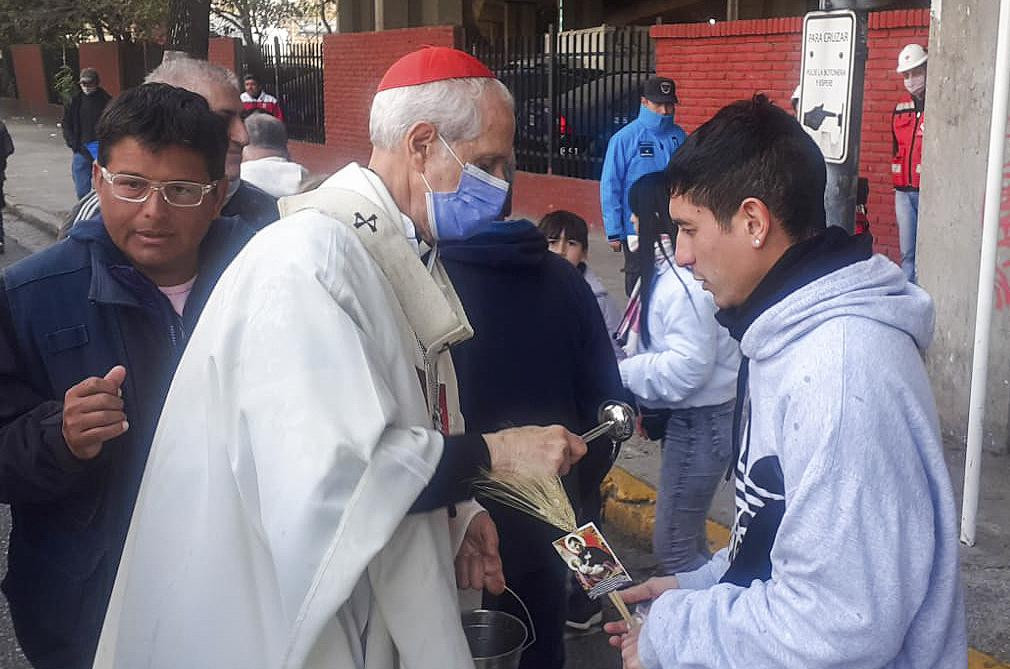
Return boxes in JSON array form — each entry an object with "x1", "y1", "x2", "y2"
[{"x1": 896, "y1": 44, "x2": 927, "y2": 73}]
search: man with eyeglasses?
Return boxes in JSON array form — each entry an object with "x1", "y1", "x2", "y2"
[
  {"x1": 61, "y1": 67, "x2": 111, "y2": 199},
  {"x1": 0, "y1": 83, "x2": 256, "y2": 669},
  {"x1": 61, "y1": 58, "x2": 279, "y2": 237}
]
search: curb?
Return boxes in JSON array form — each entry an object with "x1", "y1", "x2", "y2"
[
  {"x1": 5, "y1": 199, "x2": 61, "y2": 239},
  {"x1": 601, "y1": 465, "x2": 730, "y2": 552},
  {"x1": 601, "y1": 465, "x2": 657, "y2": 546},
  {"x1": 601, "y1": 464, "x2": 1010, "y2": 669}
]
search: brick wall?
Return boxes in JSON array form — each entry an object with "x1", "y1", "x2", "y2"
[
  {"x1": 652, "y1": 9, "x2": 930, "y2": 260},
  {"x1": 80, "y1": 42, "x2": 123, "y2": 97},
  {"x1": 289, "y1": 140, "x2": 338, "y2": 175},
  {"x1": 320, "y1": 26, "x2": 460, "y2": 165},
  {"x1": 9, "y1": 44, "x2": 49, "y2": 114},
  {"x1": 208, "y1": 37, "x2": 242, "y2": 77},
  {"x1": 510, "y1": 171, "x2": 602, "y2": 227}
]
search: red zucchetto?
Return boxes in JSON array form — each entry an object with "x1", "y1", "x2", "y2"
[{"x1": 377, "y1": 46, "x2": 495, "y2": 92}]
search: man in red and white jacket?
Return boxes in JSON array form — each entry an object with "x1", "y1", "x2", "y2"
[
  {"x1": 892, "y1": 43, "x2": 926, "y2": 283},
  {"x1": 240, "y1": 73, "x2": 284, "y2": 121}
]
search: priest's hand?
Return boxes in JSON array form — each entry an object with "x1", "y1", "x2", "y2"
[
  {"x1": 483, "y1": 425, "x2": 586, "y2": 477},
  {"x1": 62, "y1": 365, "x2": 129, "y2": 460},
  {"x1": 455, "y1": 511, "x2": 505, "y2": 595}
]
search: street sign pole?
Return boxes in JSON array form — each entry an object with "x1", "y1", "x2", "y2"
[
  {"x1": 800, "y1": 3, "x2": 869, "y2": 233},
  {"x1": 823, "y1": 9, "x2": 866, "y2": 233}
]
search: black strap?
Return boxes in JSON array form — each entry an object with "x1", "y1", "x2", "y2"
[{"x1": 727, "y1": 356, "x2": 750, "y2": 481}]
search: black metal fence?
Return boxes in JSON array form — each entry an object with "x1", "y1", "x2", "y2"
[
  {"x1": 0, "y1": 47, "x2": 16, "y2": 99},
  {"x1": 258, "y1": 40, "x2": 325, "y2": 144},
  {"x1": 121, "y1": 42, "x2": 164, "y2": 90},
  {"x1": 470, "y1": 26, "x2": 654, "y2": 180}
]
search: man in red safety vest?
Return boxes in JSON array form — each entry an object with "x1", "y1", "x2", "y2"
[{"x1": 892, "y1": 43, "x2": 926, "y2": 284}]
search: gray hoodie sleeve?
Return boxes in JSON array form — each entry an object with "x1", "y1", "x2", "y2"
[
  {"x1": 635, "y1": 320, "x2": 962, "y2": 668},
  {"x1": 673, "y1": 548, "x2": 729, "y2": 590}
]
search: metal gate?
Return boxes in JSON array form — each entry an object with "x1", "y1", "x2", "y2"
[
  {"x1": 0, "y1": 48, "x2": 16, "y2": 99},
  {"x1": 470, "y1": 26, "x2": 654, "y2": 180},
  {"x1": 258, "y1": 40, "x2": 326, "y2": 144}
]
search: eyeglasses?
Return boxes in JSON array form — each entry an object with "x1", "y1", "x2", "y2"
[{"x1": 100, "y1": 167, "x2": 218, "y2": 208}]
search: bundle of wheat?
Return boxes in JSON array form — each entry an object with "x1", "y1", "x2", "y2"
[{"x1": 474, "y1": 469, "x2": 635, "y2": 625}]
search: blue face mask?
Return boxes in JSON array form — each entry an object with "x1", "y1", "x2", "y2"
[{"x1": 421, "y1": 136, "x2": 510, "y2": 242}]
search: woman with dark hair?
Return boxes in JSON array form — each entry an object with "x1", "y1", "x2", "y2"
[{"x1": 617, "y1": 171, "x2": 740, "y2": 575}]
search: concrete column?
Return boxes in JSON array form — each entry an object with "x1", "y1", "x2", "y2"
[
  {"x1": 918, "y1": 0, "x2": 1010, "y2": 453},
  {"x1": 9, "y1": 45, "x2": 49, "y2": 115},
  {"x1": 564, "y1": 0, "x2": 604, "y2": 30},
  {"x1": 727, "y1": 0, "x2": 740, "y2": 21},
  {"x1": 337, "y1": 0, "x2": 375, "y2": 32},
  {"x1": 79, "y1": 42, "x2": 124, "y2": 97},
  {"x1": 421, "y1": 0, "x2": 463, "y2": 25},
  {"x1": 375, "y1": 0, "x2": 409, "y2": 30}
]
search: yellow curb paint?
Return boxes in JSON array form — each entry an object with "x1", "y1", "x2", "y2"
[
  {"x1": 705, "y1": 519, "x2": 730, "y2": 551},
  {"x1": 604, "y1": 466, "x2": 1009, "y2": 668},
  {"x1": 602, "y1": 466, "x2": 656, "y2": 503},
  {"x1": 969, "y1": 649, "x2": 1010, "y2": 669},
  {"x1": 604, "y1": 466, "x2": 728, "y2": 548}
]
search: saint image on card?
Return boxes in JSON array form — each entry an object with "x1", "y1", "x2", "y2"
[{"x1": 553, "y1": 522, "x2": 632, "y2": 599}]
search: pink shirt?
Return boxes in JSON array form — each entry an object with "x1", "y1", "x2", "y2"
[{"x1": 158, "y1": 276, "x2": 197, "y2": 317}]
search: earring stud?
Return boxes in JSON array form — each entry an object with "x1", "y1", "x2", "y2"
[{"x1": 753, "y1": 239, "x2": 761, "y2": 247}]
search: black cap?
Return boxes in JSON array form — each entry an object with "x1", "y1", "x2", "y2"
[
  {"x1": 642, "y1": 76, "x2": 678, "y2": 104},
  {"x1": 79, "y1": 68, "x2": 99, "y2": 84}
]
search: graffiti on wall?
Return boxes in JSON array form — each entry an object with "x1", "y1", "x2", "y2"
[{"x1": 994, "y1": 152, "x2": 1010, "y2": 310}]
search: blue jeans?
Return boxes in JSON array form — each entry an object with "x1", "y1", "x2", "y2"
[
  {"x1": 895, "y1": 190, "x2": 919, "y2": 283},
  {"x1": 71, "y1": 152, "x2": 93, "y2": 200},
  {"x1": 654, "y1": 400, "x2": 734, "y2": 576}
]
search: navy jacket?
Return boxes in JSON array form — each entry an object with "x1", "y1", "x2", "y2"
[
  {"x1": 0, "y1": 215, "x2": 255, "y2": 668},
  {"x1": 440, "y1": 220, "x2": 627, "y2": 569}
]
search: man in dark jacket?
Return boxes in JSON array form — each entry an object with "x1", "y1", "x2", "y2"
[
  {"x1": 441, "y1": 218, "x2": 628, "y2": 669},
  {"x1": 0, "y1": 118, "x2": 13, "y2": 253},
  {"x1": 61, "y1": 68, "x2": 111, "y2": 199},
  {"x1": 0, "y1": 83, "x2": 255, "y2": 669}
]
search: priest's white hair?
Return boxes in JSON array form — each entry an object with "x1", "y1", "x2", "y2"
[{"x1": 369, "y1": 77, "x2": 513, "y2": 150}]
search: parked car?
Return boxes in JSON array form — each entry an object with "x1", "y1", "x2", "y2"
[
  {"x1": 520, "y1": 72, "x2": 652, "y2": 179},
  {"x1": 496, "y1": 56, "x2": 604, "y2": 101}
]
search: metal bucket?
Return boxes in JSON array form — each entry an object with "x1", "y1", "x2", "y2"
[{"x1": 462, "y1": 586, "x2": 535, "y2": 669}]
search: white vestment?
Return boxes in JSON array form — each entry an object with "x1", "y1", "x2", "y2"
[{"x1": 94, "y1": 163, "x2": 479, "y2": 669}]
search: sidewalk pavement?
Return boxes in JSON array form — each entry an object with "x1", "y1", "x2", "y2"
[
  {"x1": 4, "y1": 98, "x2": 1009, "y2": 665},
  {"x1": 1, "y1": 101, "x2": 76, "y2": 237}
]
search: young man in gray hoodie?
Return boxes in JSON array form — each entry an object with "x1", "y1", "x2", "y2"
[{"x1": 606, "y1": 94, "x2": 966, "y2": 668}]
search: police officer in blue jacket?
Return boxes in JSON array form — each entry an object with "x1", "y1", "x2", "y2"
[{"x1": 600, "y1": 76, "x2": 687, "y2": 296}]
